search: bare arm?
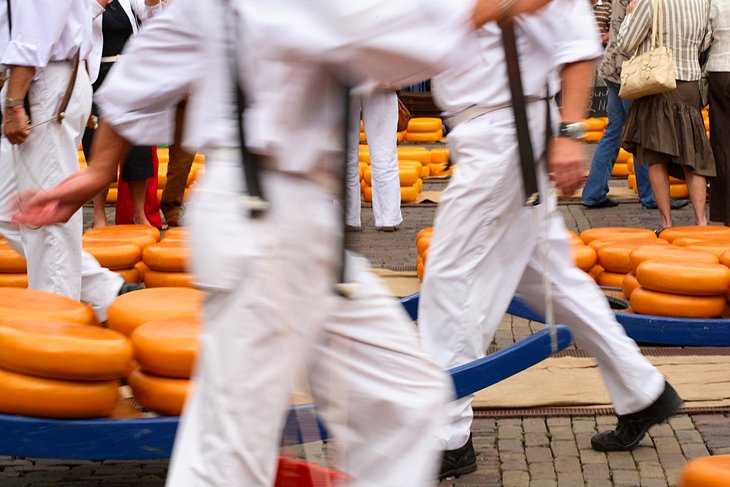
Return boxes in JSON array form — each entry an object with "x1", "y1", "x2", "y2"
[
  {"x1": 549, "y1": 59, "x2": 593, "y2": 197},
  {"x1": 3, "y1": 66, "x2": 34, "y2": 145},
  {"x1": 13, "y1": 121, "x2": 130, "y2": 226},
  {"x1": 472, "y1": 0, "x2": 553, "y2": 26}
]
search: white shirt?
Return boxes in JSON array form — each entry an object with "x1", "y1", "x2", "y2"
[
  {"x1": 432, "y1": 0, "x2": 602, "y2": 116},
  {"x1": 0, "y1": 0, "x2": 97, "y2": 72},
  {"x1": 96, "y1": 0, "x2": 479, "y2": 176},
  {"x1": 708, "y1": 0, "x2": 730, "y2": 72}
]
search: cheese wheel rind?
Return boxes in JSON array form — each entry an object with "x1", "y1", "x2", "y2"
[
  {"x1": 630, "y1": 287, "x2": 726, "y2": 318},
  {"x1": 107, "y1": 287, "x2": 204, "y2": 336},
  {"x1": 128, "y1": 367, "x2": 189, "y2": 416},
  {"x1": 636, "y1": 261, "x2": 730, "y2": 297},
  {"x1": 0, "y1": 288, "x2": 96, "y2": 325},
  {"x1": 131, "y1": 316, "x2": 200, "y2": 379}
]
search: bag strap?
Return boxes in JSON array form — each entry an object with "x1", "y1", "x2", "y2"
[
  {"x1": 54, "y1": 51, "x2": 80, "y2": 123},
  {"x1": 650, "y1": 0, "x2": 664, "y2": 49},
  {"x1": 500, "y1": 18, "x2": 540, "y2": 206}
]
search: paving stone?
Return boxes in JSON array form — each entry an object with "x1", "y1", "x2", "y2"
[
  {"x1": 637, "y1": 461, "x2": 665, "y2": 479},
  {"x1": 502, "y1": 470, "x2": 530, "y2": 487},
  {"x1": 607, "y1": 451, "x2": 636, "y2": 470},
  {"x1": 553, "y1": 456, "x2": 581, "y2": 473},
  {"x1": 551, "y1": 440, "x2": 579, "y2": 457},
  {"x1": 612, "y1": 469, "x2": 641, "y2": 486},
  {"x1": 527, "y1": 461, "x2": 556, "y2": 480},
  {"x1": 524, "y1": 432, "x2": 550, "y2": 448},
  {"x1": 556, "y1": 471, "x2": 584, "y2": 487}
]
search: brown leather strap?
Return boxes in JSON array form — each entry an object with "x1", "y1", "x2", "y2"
[{"x1": 55, "y1": 51, "x2": 80, "y2": 123}]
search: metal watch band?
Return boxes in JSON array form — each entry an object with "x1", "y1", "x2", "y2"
[{"x1": 5, "y1": 97, "x2": 25, "y2": 108}]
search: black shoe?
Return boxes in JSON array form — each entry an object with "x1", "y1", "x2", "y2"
[
  {"x1": 345, "y1": 225, "x2": 363, "y2": 233},
  {"x1": 439, "y1": 434, "x2": 477, "y2": 480},
  {"x1": 118, "y1": 282, "x2": 144, "y2": 296},
  {"x1": 670, "y1": 199, "x2": 689, "y2": 209},
  {"x1": 582, "y1": 198, "x2": 619, "y2": 209},
  {"x1": 591, "y1": 381, "x2": 683, "y2": 452}
]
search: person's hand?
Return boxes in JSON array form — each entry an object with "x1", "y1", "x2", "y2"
[
  {"x1": 548, "y1": 137, "x2": 587, "y2": 197},
  {"x1": 12, "y1": 190, "x2": 75, "y2": 227},
  {"x1": 3, "y1": 106, "x2": 30, "y2": 145}
]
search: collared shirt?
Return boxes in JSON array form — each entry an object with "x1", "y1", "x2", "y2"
[
  {"x1": 0, "y1": 0, "x2": 97, "y2": 73},
  {"x1": 95, "y1": 0, "x2": 479, "y2": 177},
  {"x1": 708, "y1": 0, "x2": 730, "y2": 72},
  {"x1": 431, "y1": 0, "x2": 602, "y2": 116},
  {"x1": 619, "y1": 0, "x2": 711, "y2": 81},
  {"x1": 599, "y1": 0, "x2": 630, "y2": 83}
]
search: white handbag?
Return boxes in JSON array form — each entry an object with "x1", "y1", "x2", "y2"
[{"x1": 619, "y1": 0, "x2": 677, "y2": 100}]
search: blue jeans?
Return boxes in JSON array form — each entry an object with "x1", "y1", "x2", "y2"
[{"x1": 582, "y1": 81, "x2": 656, "y2": 208}]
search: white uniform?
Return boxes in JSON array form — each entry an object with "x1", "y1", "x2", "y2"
[
  {"x1": 346, "y1": 91, "x2": 402, "y2": 228},
  {"x1": 95, "y1": 0, "x2": 479, "y2": 484},
  {"x1": 0, "y1": 0, "x2": 123, "y2": 316},
  {"x1": 420, "y1": 0, "x2": 667, "y2": 451}
]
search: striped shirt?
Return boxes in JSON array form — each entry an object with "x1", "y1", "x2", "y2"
[
  {"x1": 593, "y1": 2, "x2": 612, "y2": 35},
  {"x1": 708, "y1": 0, "x2": 730, "y2": 71},
  {"x1": 618, "y1": 0, "x2": 712, "y2": 81}
]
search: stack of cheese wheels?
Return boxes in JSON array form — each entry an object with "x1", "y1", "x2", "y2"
[
  {"x1": 0, "y1": 319, "x2": 133, "y2": 418},
  {"x1": 107, "y1": 287, "x2": 204, "y2": 336},
  {"x1": 0, "y1": 238, "x2": 27, "y2": 288},
  {"x1": 0, "y1": 288, "x2": 97, "y2": 325},
  {"x1": 156, "y1": 161, "x2": 204, "y2": 204},
  {"x1": 128, "y1": 315, "x2": 200, "y2": 416},
  {"x1": 83, "y1": 240, "x2": 142, "y2": 283},
  {"x1": 361, "y1": 161, "x2": 423, "y2": 204},
  {"x1": 582, "y1": 117, "x2": 606, "y2": 142},
  {"x1": 567, "y1": 231, "x2": 598, "y2": 274},
  {"x1": 396, "y1": 146, "x2": 431, "y2": 178},
  {"x1": 83, "y1": 225, "x2": 160, "y2": 282},
  {"x1": 580, "y1": 228, "x2": 657, "y2": 286},
  {"x1": 627, "y1": 155, "x2": 637, "y2": 192},
  {"x1": 658, "y1": 226, "x2": 730, "y2": 243},
  {"x1": 628, "y1": 245, "x2": 727, "y2": 318},
  {"x1": 595, "y1": 238, "x2": 667, "y2": 289},
  {"x1": 429, "y1": 147, "x2": 453, "y2": 177},
  {"x1": 610, "y1": 149, "x2": 632, "y2": 178},
  {"x1": 679, "y1": 455, "x2": 730, "y2": 487},
  {"x1": 405, "y1": 117, "x2": 443, "y2": 144},
  {"x1": 416, "y1": 227, "x2": 433, "y2": 281},
  {"x1": 142, "y1": 240, "x2": 193, "y2": 288}
]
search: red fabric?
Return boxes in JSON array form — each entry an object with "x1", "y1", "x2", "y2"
[
  {"x1": 115, "y1": 148, "x2": 163, "y2": 227},
  {"x1": 273, "y1": 457, "x2": 348, "y2": 487}
]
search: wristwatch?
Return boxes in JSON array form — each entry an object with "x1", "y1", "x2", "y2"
[
  {"x1": 5, "y1": 97, "x2": 25, "y2": 108},
  {"x1": 558, "y1": 122, "x2": 586, "y2": 140}
]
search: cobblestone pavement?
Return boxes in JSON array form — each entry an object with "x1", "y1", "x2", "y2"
[{"x1": 1, "y1": 176, "x2": 726, "y2": 486}]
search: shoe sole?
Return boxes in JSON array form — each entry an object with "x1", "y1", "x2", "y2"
[
  {"x1": 439, "y1": 462, "x2": 477, "y2": 481},
  {"x1": 592, "y1": 396, "x2": 684, "y2": 452}
]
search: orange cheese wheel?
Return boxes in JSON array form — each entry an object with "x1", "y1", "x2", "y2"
[
  {"x1": 566, "y1": 230, "x2": 583, "y2": 246},
  {"x1": 630, "y1": 287, "x2": 726, "y2": 318},
  {"x1": 0, "y1": 320, "x2": 133, "y2": 381},
  {"x1": 417, "y1": 236, "x2": 431, "y2": 257},
  {"x1": 107, "y1": 287, "x2": 204, "y2": 336},
  {"x1": 362, "y1": 167, "x2": 420, "y2": 187},
  {"x1": 401, "y1": 185, "x2": 419, "y2": 203},
  {"x1": 82, "y1": 240, "x2": 141, "y2": 270},
  {"x1": 397, "y1": 147, "x2": 431, "y2": 165},
  {"x1": 83, "y1": 232, "x2": 156, "y2": 253},
  {"x1": 416, "y1": 255, "x2": 425, "y2": 281},
  {"x1": 85, "y1": 224, "x2": 160, "y2": 242},
  {"x1": 628, "y1": 158, "x2": 635, "y2": 175},
  {"x1": 0, "y1": 273, "x2": 27, "y2": 288},
  {"x1": 106, "y1": 187, "x2": 118, "y2": 204},
  {"x1": 588, "y1": 237, "x2": 663, "y2": 252},
  {"x1": 163, "y1": 227, "x2": 189, "y2": 242},
  {"x1": 131, "y1": 316, "x2": 200, "y2": 379},
  {"x1": 597, "y1": 241, "x2": 665, "y2": 274},
  {"x1": 629, "y1": 245, "x2": 719, "y2": 273},
  {"x1": 597, "y1": 271, "x2": 626, "y2": 288},
  {"x1": 430, "y1": 148, "x2": 449, "y2": 164},
  {"x1": 583, "y1": 131, "x2": 603, "y2": 142},
  {"x1": 417, "y1": 227, "x2": 433, "y2": 242},
  {"x1": 134, "y1": 261, "x2": 149, "y2": 281},
  {"x1": 636, "y1": 261, "x2": 730, "y2": 297},
  {"x1": 144, "y1": 270, "x2": 194, "y2": 288},
  {"x1": 627, "y1": 174, "x2": 637, "y2": 191},
  {"x1": 0, "y1": 244, "x2": 26, "y2": 273},
  {"x1": 415, "y1": 178, "x2": 423, "y2": 193},
  {"x1": 0, "y1": 367, "x2": 119, "y2": 418},
  {"x1": 658, "y1": 226, "x2": 730, "y2": 243},
  {"x1": 420, "y1": 164, "x2": 431, "y2": 178},
  {"x1": 114, "y1": 268, "x2": 140, "y2": 283},
  {"x1": 611, "y1": 163, "x2": 629, "y2": 178},
  {"x1": 128, "y1": 367, "x2": 190, "y2": 416},
  {"x1": 570, "y1": 244, "x2": 597, "y2": 272},
  {"x1": 669, "y1": 184, "x2": 689, "y2": 199},
  {"x1": 679, "y1": 455, "x2": 730, "y2": 487},
  {"x1": 673, "y1": 236, "x2": 730, "y2": 247},
  {"x1": 193, "y1": 153, "x2": 205, "y2": 164},
  {"x1": 623, "y1": 273, "x2": 640, "y2": 300},
  {"x1": 579, "y1": 227, "x2": 656, "y2": 244},
  {"x1": 687, "y1": 241, "x2": 730, "y2": 258},
  {"x1": 397, "y1": 131, "x2": 405, "y2": 142},
  {"x1": 616, "y1": 148, "x2": 632, "y2": 164},
  {"x1": 589, "y1": 265, "x2": 605, "y2": 281},
  {"x1": 0, "y1": 288, "x2": 96, "y2": 325},
  {"x1": 407, "y1": 117, "x2": 442, "y2": 133},
  {"x1": 362, "y1": 185, "x2": 372, "y2": 203},
  {"x1": 143, "y1": 241, "x2": 189, "y2": 272},
  {"x1": 405, "y1": 130, "x2": 443, "y2": 143}
]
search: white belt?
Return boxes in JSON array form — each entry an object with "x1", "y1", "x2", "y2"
[
  {"x1": 447, "y1": 96, "x2": 551, "y2": 130},
  {"x1": 101, "y1": 55, "x2": 123, "y2": 63}
]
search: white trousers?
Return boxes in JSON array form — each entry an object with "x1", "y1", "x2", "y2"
[
  {"x1": 418, "y1": 102, "x2": 665, "y2": 450},
  {"x1": 346, "y1": 91, "x2": 402, "y2": 228},
  {"x1": 167, "y1": 151, "x2": 448, "y2": 487},
  {"x1": 0, "y1": 63, "x2": 123, "y2": 320}
]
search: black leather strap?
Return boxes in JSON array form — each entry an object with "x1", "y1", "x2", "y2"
[{"x1": 500, "y1": 19, "x2": 541, "y2": 207}]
